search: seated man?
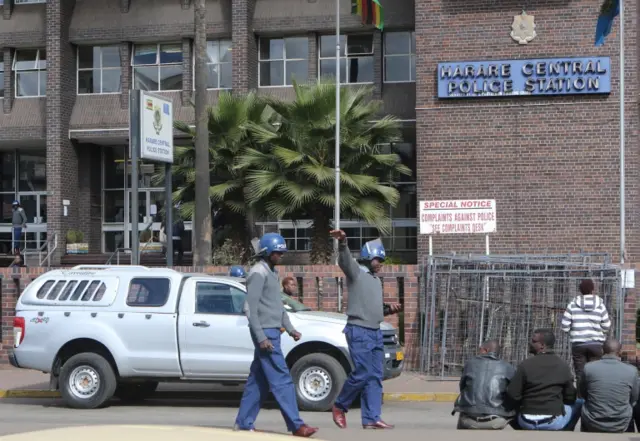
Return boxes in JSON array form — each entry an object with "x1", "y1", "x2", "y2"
[
  {"x1": 506, "y1": 328, "x2": 583, "y2": 431},
  {"x1": 580, "y1": 338, "x2": 639, "y2": 433},
  {"x1": 453, "y1": 340, "x2": 516, "y2": 430}
]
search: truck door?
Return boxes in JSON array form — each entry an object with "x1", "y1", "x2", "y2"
[{"x1": 178, "y1": 278, "x2": 254, "y2": 378}]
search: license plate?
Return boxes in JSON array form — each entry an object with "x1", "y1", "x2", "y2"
[{"x1": 396, "y1": 352, "x2": 404, "y2": 361}]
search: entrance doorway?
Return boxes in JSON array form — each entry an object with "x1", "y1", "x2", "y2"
[
  {"x1": 123, "y1": 189, "x2": 164, "y2": 250},
  {"x1": 18, "y1": 192, "x2": 47, "y2": 250}
]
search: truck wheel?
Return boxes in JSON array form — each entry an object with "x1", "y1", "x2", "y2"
[
  {"x1": 114, "y1": 381, "x2": 159, "y2": 403},
  {"x1": 59, "y1": 352, "x2": 117, "y2": 409},
  {"x1": 291, "y1": 353, "x2": 347, "y2": 412}
]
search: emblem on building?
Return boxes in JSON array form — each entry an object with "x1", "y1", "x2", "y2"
[
  {"x1": 511, "y1": 11, "x2": 536, "y2": 45},
  {"x1": 153, "y1": 105, "x2": 163, "y2": 135}
]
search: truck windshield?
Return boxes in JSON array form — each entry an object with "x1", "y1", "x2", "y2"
[{"x1": 281, "y1": 294, "x2": 312, "y2": 312}]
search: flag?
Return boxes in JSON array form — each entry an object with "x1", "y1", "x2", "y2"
[
  {"x1": 351, "y1": 0, "x2": 384, "y2": 30},
  {"x1": 595, "y1": 0, "x2": 620, "y2": 46}
]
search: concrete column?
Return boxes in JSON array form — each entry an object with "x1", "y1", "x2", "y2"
[
  {"x1": 181, "y1": 38, "x2": 193, "y2": 105},
  {"x1": 119, "y1": 42, "x2": 131, "y2": 110}
]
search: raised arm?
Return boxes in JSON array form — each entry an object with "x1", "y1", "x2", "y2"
[
  {"x1": 246, "y1": 271, "x2": 267, "y2": 343},
  {"x1": 600, "y1": 305, "x2": 612, "y2": 334},
  {"x1": 330, "y1": 229, "x2": 360, "y2": 280}
]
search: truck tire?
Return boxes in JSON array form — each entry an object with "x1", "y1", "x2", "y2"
[
  {"x1": 59, "y1": 352, "x2": 117, "y2": 409},
  {"x1": 114, "y1": 381, "x2": 159, "y2": 403},
  {"x1": 291, "y1": 353, "x2": 347, "y2": 412}
]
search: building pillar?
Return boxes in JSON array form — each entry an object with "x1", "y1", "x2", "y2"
[
  {"x1": 307, "y1": 33, "x2": 317, "y2": 83},
  {"x1": 45, "y1": 0, "x2": 78, "y2": 264},
  {"x1": 231, "y1": 0, "x2": 257, "y2": 93},
  {"x1": 3, "y1": 48, "x2": 13, "y2": 114},
  {"x1": 181, "y1": 38, "x2": 193, "y2": 105},
  {"x1": 119, "y1": 42, "x2": 131, "y2": 110},
  {"x1": 372, "y1": 30, "x2": 382, "y2": 99}
]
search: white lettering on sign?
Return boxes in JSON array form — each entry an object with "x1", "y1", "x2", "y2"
[{"x1": 419, "y1": 199, "x2": 497, "y2": 235}]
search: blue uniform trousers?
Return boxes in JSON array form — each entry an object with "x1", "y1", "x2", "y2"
[
  {"x1": 334, "y1": 324, "x2": 384, "y2": 425},
  {"x1": 235, "y1": 327, "x2": 304, "y2": 432}
]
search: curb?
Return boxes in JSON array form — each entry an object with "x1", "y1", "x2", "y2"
[{"x1": 0, "y1": 389, "x2": 458, "y2": 402}]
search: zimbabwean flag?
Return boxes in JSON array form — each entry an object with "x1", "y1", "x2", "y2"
[{"x1": 351, "y1": 0, "x2": 383, "y2": 30}]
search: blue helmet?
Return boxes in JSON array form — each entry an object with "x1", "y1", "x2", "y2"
[
  {"x1": 257, "y1": 233, "x2": 288, "y2": 256},
  {"x1": 229, "y1": 265, "x2": 246, "y2": 278},
  {"x1": 12, "y1": 200, "x2": 19, "y2": 206},
  {"x1": 360, "y1": 239, "x2": 386, "y2": 262}
]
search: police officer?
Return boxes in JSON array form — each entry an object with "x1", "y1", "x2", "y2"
[
  {"x1": 329, "y1": 229, "x2": 402, "y2": 430},
  {"x1": 234, "y1": 233, "x2": 318, "y2": 437},
  {"x1": 229, "y1": 265, "x2": 247, "y2": 278}
]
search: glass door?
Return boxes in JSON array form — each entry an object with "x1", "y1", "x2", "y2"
[
  {"x1": 17, "y1": 192, "x2": 47, "y2": 250},
  {"x1": 124, "y1": 190, "x2": 164, "y2": 249}
]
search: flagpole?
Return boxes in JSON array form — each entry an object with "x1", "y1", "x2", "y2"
[
  {"x1": 334, "y1": 0, "x2": 341, "y2": 260},
  {"x1": 619, "y1": 0, "x2": 625, "y2": 267}
]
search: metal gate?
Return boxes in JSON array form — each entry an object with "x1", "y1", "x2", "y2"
[{"x1": 418, "y1": 253, "x2": 623, "y2": 378}]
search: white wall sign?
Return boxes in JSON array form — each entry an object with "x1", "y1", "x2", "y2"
[
  {"x1": 419, "y1": 199, "x2": 497, "y2": 234},
  {"x1": 140, "y1": 91, "x2": 174, "y2": 163}
]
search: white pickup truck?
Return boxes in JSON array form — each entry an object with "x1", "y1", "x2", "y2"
[{"x1": 10, "y1": 265, "x2": 404, "y2": 411}]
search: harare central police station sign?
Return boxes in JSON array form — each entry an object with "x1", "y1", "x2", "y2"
[{"x1": 437, "y1": 57, "x2": 611, "y2": 99}]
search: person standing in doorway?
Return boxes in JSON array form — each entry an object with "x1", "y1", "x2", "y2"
[
  {"x1": 329, "y1": 229, "x2": 402, "y2": 430},
  {"x1": 561, "y1": 279, "x2": 611, "y2": 393},
  {"x1": 171, "y1": 205, "x2": 185, "y2": 266},
  {"x1": 233, "y1": 233, "x2": 318, "y2": 437},
  {"x1": 11, "y1": 200, "x2": 27, "y2": 253}
]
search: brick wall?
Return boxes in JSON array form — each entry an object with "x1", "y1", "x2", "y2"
[
  {"x1": 46, "y1": 0, "x2": 79, "y2": 265},
  {"x1": 414, "y1": 0, "x2": 639, "y2": 356},
  {"x1": 0, "y1": 265, "x2": 421, "y2": 368}
]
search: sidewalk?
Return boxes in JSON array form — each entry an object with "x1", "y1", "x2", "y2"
[{"x1": 0, "y1": 366, "x2": 459, "y2": 402}]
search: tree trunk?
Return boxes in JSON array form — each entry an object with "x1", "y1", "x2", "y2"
[
  {"x1": 310, "y1": 210, "x2": 333, "y2": 264},
  {"x1": 193, "y1": 0, "x2": 212, "y2": 265}
]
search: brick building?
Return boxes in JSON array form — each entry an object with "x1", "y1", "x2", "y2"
[
  {"x1": 0, "y1": 0, "x2": 635, "y2": 268},
  {"x1": 0, "y1": 0, "x2": 417, "y2": 265}
]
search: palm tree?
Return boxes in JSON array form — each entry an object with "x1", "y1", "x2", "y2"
[
  {"x1": 153, "y1": 91, "x2": 275, "y2": 260},
  {"x1": 241, "y1": 81, "x2": 412, "y2": 264}
]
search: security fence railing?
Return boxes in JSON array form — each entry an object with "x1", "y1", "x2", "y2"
[{"x1": 418, "y1": 253, "x2": 623, "y2": 378}]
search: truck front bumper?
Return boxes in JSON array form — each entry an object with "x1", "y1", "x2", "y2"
[{"x1": 383, "y1": 344, "x2": 404, "y2": 380}]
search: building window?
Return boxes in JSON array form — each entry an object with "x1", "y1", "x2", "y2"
[
  {"x1": 197, "y1": 40, "x2": 232, "y2": 90},
  {"x1": 384, "y1": 31, "x2": 415, "y2": 82},
  {"x1": 132, "y1": 43, "x2": 183, "y2": 91},
  {"x1": 0, "y1": 52, "x2": 4, "y2": 98},
  {"x1": 77, "y1": 46, "x2": 122, "y2": 95},
  {"x1": 259, "y1": 37, "x2": 309, "y2": 87},
  {"x1": 13, "y1": 49, "x2": 46, "y2": 98},
  {"x1": 318, "y1": 34, "x2": 373, "y2": 84}
]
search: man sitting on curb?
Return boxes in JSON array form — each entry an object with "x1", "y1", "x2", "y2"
[
  {"x1": 580, "y1": 338, "x2": 639, "y2": 433},
  {"x1": 452, "y1": 339, "x2": 516, "y2": 430},
  {"x1": 506, "y1": 328, "x2": 583, "y2": 431}
]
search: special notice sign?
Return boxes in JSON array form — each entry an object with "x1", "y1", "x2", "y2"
[{"x1": 419, "y1": 199, "x2": 497, "y2": 235}]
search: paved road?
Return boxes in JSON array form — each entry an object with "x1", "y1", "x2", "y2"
[
  {"x1": 0, "y1": 398, "x2": 636, "y2": 440},
  {"x1": 0, "y1": 398, "x2": 456, "y2": 438}
]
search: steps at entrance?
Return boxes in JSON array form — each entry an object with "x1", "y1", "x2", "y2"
[{"x1": 60, "y1": 253, "x2": 194, "y2": 267}]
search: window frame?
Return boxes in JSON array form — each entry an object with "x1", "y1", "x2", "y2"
[
  {"x1": 383, "y1": 31, "x2": 416, "y2": 83},
  {"x1": 194, "y1": 281, "x2": 246, "y2": 316},
  {"x1": 191, "y1": 40, "x2": 233, "y2": 91},
  {"x1": 131, "y1": 43, "x2": 183, "y2": 92},
  {"x1": 317, "y1": 33, "x2": 375, "y2": 85},
  {"x1": 76, "y1": 45, "x2": 122, "y2": 95},
  {"x1": 126, "y1": 277, "x2": 171, "y2": 307},
  {"x1": 13, "y1": 49, "x2": 47, "y2": 98},
  {"x1": 258, "y1": 36, "x2": 309, "y2": 88}
]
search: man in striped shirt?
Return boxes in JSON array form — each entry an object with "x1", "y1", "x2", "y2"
[{"x1": 561, "y1": 279, "x2": 611, "y2": 394}]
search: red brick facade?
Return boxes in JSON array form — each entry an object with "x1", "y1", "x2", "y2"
[
  {"x1": 415, "y1": 0, "x2": 638, "y2": 261},
  {"x1": 0, "y1": 265, "x2": 421, "y2": 367}
]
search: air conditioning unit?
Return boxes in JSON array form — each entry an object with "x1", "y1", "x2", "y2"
[{"x1": 14, "y1": 0, "x2": 47, "y2": 4}]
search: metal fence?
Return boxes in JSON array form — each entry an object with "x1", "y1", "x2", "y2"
[{"x1": 418, "y1": 253, "x2": 623, "y2": 378}]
